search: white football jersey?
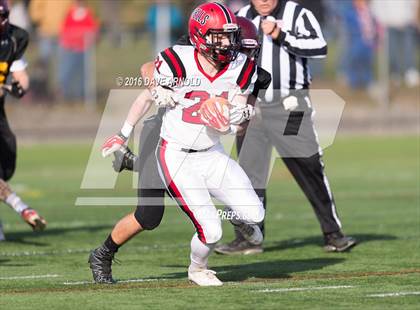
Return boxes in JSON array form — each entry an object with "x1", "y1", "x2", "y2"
[{"x1": 154, "y1": 44, "x2": 257, "y2": 150}]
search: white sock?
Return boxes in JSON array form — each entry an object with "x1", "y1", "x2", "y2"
[
  {"x1": 189, "y1": 233, "x2": 216, "y2": 272},
  {"x1": 5, "y1": 193, "x2": 29, "y2": 214}
]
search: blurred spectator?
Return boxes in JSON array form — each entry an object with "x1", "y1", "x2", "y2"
[
  {"x1": 146, "y1": 0, "x2": 183, "y2": 55},
  {"x1": 371, "y1": 0, "x2": 420, "y2": 87},
  {"x1": 29, "y1": 0, "x2": 71, "y2": 99},
  {"x1": 100, "y1": 0, "x2": 122, "y2": 47},
  {"x1": 9, "y1": 0, "x2": 30, "y2": 31},
  {"x1": 58, "y1": 0, "x2": 98, "y2": 101},
  {"x1": 339, "y1": 0, "x2": 377, "y2": 89}
]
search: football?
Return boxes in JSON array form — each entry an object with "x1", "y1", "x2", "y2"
[{"x1": 199, "y1": 96, "x2": 231, "y2": 132}]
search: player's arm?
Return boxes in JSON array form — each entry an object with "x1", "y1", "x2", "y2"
[
  {"x1": 2, "y1": 63, "x2": 29, "y2": 99},
  {"x1": 148, "y1": 48, "x2": 185, "y2": 108},
  {"x1": 124, "y1": 62, "x2": 156, "y2": 127},
  {"x1": 228, "y1": 59, "x2": 259, "y2": 132},
  {"x1": 232, "y1": 67, "x2": 272, "y2": 136},
  {"x1": 2, "y1": 26, "x2": 30, "y2": 98},
  {"x1": 101, "y1": 63, "x2": 155, "y2": 158},
  {"x1": 12, "y1": 69, "x2": 29, "y2": 90}
]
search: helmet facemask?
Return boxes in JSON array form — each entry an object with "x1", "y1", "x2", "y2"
[{"x1": 201, "y1": 24, "x2": 241, "y2": 65}]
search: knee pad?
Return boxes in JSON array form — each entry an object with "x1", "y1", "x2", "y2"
[
  {"x1": 134, "y1": 204, "x2": 165, "y2": 230},
  {"x1": 254, "y1": 206, "x2": 265, "y2": 224},
  {"x1": 134, "y1": 189, "x2": 165, "y2": 230},
  {"x1": 202, "y1": 222, "x2": 223, "y2": 244},
  {"x1": 243, "y1": 202, "x2": 265, "y2": 225}
]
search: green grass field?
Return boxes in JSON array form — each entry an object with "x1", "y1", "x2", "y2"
[{"x1": 0, "y1": 136, "x2": 419, "y2": 309}]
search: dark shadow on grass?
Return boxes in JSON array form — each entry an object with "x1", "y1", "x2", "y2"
[
  {"x1": 3, "y1": 224, "x2": 113, "y2": 246},
  {"x1": 0, "y1": 259, "x2": 33, "y2": 267},
  {"x1": 263, "y1": 233, "x2": 397, "y2": 253},
  {"x1": 1, "y1": 238, "x2": 49, "y2": 246},
  {"x1": 159, "y1": 257, "x2": 344, "y2": 281}
]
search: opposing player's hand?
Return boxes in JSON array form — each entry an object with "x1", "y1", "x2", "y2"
[
  {"x1": 230, "y1": 104, "x2": 255, "y2": 125},
  {"x1": 150, "y1": 85, "x2": 176, "y2": 108},
  {"x1": 101, "y1": 133, "x2": 127, "y2": 158}
]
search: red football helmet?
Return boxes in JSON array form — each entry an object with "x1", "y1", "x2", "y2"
[
  {"x1": 0, "y1": 0, "x2": 9, "y2": 36},
  {"x1": 237, "y1": 16, "x2": 261, "y2": 60},
  {"x1": 189, "y1": 2, "x2": 240, "y2": 64}
]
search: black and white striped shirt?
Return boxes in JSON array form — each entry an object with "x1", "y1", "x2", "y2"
[{"x1": 237, "y1": 1, "x2": 327, "y2": 103}]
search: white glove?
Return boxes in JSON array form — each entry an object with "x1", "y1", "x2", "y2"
[
  {"x1": 229, "y1": 104, "x2": 255, "y2": 125},
  {"x1": 150, "y1": 85, "x2": 176, "y2": 108},
  {"x1": 283, "y1": 96, "x2": 299, "y2": 111}
]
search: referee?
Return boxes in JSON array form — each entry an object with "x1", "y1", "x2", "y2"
[{"x1": 215, "y1": 0, "x2": 356, "y2": 254}]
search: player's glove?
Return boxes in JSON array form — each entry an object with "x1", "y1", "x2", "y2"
[
  {"x1": 229, "y1": 104, "x2": 255, "y2": 125},
  {"x1": 2, "y1": 81, "x2": 26, "y2": 98},
  {"x1": 150, "y1": 85, "x2": 176, "y2": 108},
  {"x1": 101, "y1": 122, "x2": 133, "y2": 157},
  {"x1": 102, "y1": 133, "x2": 128, "y2": 158},
  {"x1": 282, "y1": 95, "x2": 299, "y2": 111},
  {"x1": 112, "y1": 145, "x2": 139, "y2": 172}
]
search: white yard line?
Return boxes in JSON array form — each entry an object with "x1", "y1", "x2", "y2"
[
  {"x1": 0, "y1": 274, "x2": 60, "y2": 280},
  {"x1": 63, "y1": 278, "x2": 167, "y2": 285},
  {"x1": 256, "y1": 285, "x2": 355, "y2": 293},
  {"x1": 367, "y1": 292, "x2": 420, "y2": 298}
]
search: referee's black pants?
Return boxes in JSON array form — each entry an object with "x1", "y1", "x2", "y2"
[{"x1": 236, "y1": 96, "x2": 342, "y2": 238}]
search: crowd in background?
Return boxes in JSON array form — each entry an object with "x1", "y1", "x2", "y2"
[{"x1": 5, "y1": 0, "x2": 420, "y2": 104}]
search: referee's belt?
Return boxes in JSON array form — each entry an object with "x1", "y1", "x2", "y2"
[{"x1": 160, "y1": 139, "x2": 212, "y2": 153}]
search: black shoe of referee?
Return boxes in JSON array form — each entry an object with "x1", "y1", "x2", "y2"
[
  {"x1": 88, "y1": 245, "x2": 116, "y2": 284},
  {"x1": 214, "y1": 235, "x2": 263, "y2": 255},
  {"x1": 324, "y1": 231, "x2": 357, "y2": 252}
]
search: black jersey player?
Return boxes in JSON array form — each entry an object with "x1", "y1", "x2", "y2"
[{"x1": 0, "y1": 1, "x2": 46, "y2": 240}]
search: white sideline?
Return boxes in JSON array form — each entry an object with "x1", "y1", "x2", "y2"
[
  {"x1": 256, "y1": 285, "x2": 354, "y2": 293},
  {"x1": 367, "y1": 292, "x2": 420, "y2": 297},
  {"x1": 0, "y1": 274, "x2": 59, "y2": 280},
  {"x1": 63, "y1": 278, "x2": 167, "y2": 285}
]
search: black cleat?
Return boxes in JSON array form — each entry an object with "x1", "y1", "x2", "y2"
[
  {"x1": 324, "y1": 231, "x2": 357, "y2": 252},
  {"x1": 88, "y1": 245, "x2": 116, "y2": 284}
]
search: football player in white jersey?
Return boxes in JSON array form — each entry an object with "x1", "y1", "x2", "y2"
[
  {"x1": 90, "y1": 2, "x2": 264, "y2": 287},
  {"x1": 153, "y1": 2, "x2": 264, "y2": 286}
]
